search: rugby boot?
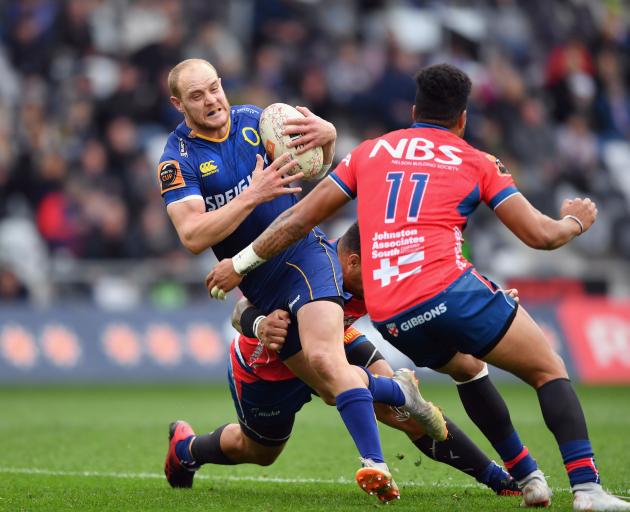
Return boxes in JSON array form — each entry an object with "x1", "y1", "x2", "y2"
[
  {"x1": 164, "y1": 420, "x2": 198, "y2": 488},
  {"x1": 356, "y1": 458, "x2": 399, "y2": 503},
  {"x1": 392, "y1": 368, "x2": 448, "y2": 441},
  {"x1": 484, "y1": 461, "x2": 523, "y2": 496},
  {"x1": 519, "y1": 469, "x2": 552, "y2": 507},
  {"x1": 573, "y1": 483, "x2": 630, "y2": 511},
  {"x1": 494, "y1": 475, "x2": 522, "y2": 496}
]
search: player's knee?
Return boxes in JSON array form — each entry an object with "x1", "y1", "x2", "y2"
[
  {"x1": 367, "y1": 360, "x2": 394, "y2": 378},
  {"x1": 320, "y1": 392, "x2": 337, "y2": 406},
  {"x1": 305, "y1": 349, "x2": 340, "y2": 381},
  {"x1": 253, "y1": 451, "x2": 281, "y2": 466},
  {"x1": 530, "y1": 354, "x2": 569, "y2": 388},
  {"x1": 448, "y1": 357, "x2": 486, "y2": 383}
]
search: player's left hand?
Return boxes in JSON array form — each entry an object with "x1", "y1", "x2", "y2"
[
  {"x1": 206, "y1": 258, "x2": 243, "y2": 300},
  {"x1": 283, "y1": 106, "x2": 336, "y2": 155}
]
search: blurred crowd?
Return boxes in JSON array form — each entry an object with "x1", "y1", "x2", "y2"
[{"x1": 0, "y1": 0, "x2": 629, "y2": 305}]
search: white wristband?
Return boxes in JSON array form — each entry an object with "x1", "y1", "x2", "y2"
[
  {"x1": 563, "y1": 215, "x2": 584, "y2": 235},
  {"x1": 252, "y1": 315, "x2": 266, "y2": 341},
  {"x1": 233, "y1": 244, "x2": 266, "y2": 275}
]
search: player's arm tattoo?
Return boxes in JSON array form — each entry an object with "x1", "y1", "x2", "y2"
[{"x1": 252, "y1": 208, "x2": 311, "y2": 260}]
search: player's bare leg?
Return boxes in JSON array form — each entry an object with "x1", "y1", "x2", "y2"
[
  {"x1": 286, "y1": 300, "x2": 396, "y2": 502},
  {"x1": 482, "y1": 307, "x2": 568, "y2": 387},
  {"x1": 483, "y1": 306, "x2": 629, "y2": 510},
  {"x1": 218, "y1": 424, "x2": 285, "y2": 465},
  {"x1": 293, "y1": 301, "x2": 366, "y2": 396},
  {"x1": 436, "y1": 352, "x2": 486, "y2": 383}
]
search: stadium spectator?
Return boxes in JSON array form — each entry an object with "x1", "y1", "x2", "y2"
[{"x1": 0, "y1": 267, "x2": 29, "y2": 302}]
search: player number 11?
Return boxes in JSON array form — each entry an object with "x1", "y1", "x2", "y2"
[{"x1": 385, "y1": 172, "x2": 430, "y2": 223}]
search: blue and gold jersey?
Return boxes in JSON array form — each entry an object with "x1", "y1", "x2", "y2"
[{"x1": 157, "y1": 104, "x2": 318, "y2": 306}]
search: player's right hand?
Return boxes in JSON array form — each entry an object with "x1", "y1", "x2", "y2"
[
  {"x1": 248, "y1": 153, "x2": 303, "y2": 204},
  {"x1": 257, "y1": 309, "x2": 290, "y2": 352},
  {"x1": 284, "y1": 106, "x2": 336, "y2": 155},
  {"x1": 206, "y1": 258, "x2": 243, "y2": 299},
  {"x1": 560, "y1": 197, "x2": 598, "y2": 234}
]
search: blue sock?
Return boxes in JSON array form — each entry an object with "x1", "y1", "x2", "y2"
[
  {"x1": 336, "y1": 387, "x2": 384, "y2": 463},
  {"x1": 176, "y1": 435, "x2": 196, "y2": 464},
  {"x1": 560, "y1": 440, "x2": 600, "y2": 486},
  {"x1": 494, "y1": 431, "x2": 538, "y2": 481},
  {"x1": 361, "y1": 368, "x2": 405, "y2": 407},
  {"x1": 478, "y1": 461, "x2": 511, "y2": 491}
]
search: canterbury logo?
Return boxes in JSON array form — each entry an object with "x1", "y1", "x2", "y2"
[{"x1": 200, "y1": 160, "x2": 218, "y2": 175}]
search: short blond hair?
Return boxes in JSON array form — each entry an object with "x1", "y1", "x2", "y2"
[{"x1": 167, "y1": 59, "x2": 217, "y2": 98}]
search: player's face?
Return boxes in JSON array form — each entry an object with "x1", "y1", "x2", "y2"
[{"x1": 176, "y1": 64, "x2": 230, "y2": 138}]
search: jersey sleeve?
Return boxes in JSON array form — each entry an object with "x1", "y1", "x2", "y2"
[
  {"x1": 479, "y1": 153, "x2": 520, "y2": 210},
  {"x1": 157, "y1": 155, "x2": 202, "y2": 206},
  {"x1": 328, "y1": 150, "x2": 357, "y2": 199}
]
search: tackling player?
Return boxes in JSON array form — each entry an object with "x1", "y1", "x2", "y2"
[
  {"x1": 207, "y1": 64, "x2": 629, "y2": 511},
  {"x1": 158, "y1": 58, "x2": 445, "y2": 501}
]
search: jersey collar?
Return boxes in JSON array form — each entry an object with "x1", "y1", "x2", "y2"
[
  {"x1": 175, "y1": 113, "x2": 232, "y2": 143},
  {"x1": 411, "y1": 121, "x2": 449, "y2": 131},
  {"x1": 188, "y1": 115, "x2": 231, "y2": 143}
]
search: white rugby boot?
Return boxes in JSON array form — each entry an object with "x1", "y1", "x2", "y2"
[
  {"x1": 573, "y1": 482, "x2": 630, "y2": 511},
  {"x1": 355, "y1": 458, "x2": 399, "y2": 503},
  {"x1": 519, "y1": 469, "x2": 552, "y2": 507},
  {"x1": 391, "y1": 368, "x2": 448, "y2": 441}
]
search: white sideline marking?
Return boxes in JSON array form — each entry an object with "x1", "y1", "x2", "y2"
[
  {"x1": 0, "y1": 466, "x2": 472, "y2": 488},
  {"x1": 3, "y1": 467, "x2": 628, "y2": 497}
]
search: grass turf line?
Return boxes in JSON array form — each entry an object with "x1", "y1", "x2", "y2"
[{"x1": 1, "y1": 383, "x2": 629, "y2": 511}]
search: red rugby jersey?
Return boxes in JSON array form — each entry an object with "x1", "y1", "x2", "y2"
[{"x1": 329, "y1": 122, "x2": 519, "y2": 322}]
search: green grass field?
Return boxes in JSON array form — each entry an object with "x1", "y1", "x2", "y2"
[{"x1": 1, "y1": 383, "x2": 629, "y2": 511}]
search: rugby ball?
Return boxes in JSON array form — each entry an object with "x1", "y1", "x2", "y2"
[{"x1": 259, "y1": 103, "x2": 325, "y2": 180}]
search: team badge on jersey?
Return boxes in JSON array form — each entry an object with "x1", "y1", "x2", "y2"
[
  {"x1": 386, "y1": 322, "x2": 399, "y2": 337},
  {"x1": 158, "y1": 160, "x2": 186, "y2": 194},
  {"x1": 485, "y1": 153, "x2": 510, "y2": 175},
  {"x1": 495, "y1": 158, "x2": 509, "y2": 175}
]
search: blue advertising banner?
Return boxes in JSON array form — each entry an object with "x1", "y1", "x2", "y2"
[
  {"x1": 0, "y1": 303, "x2": 236, "y2": 383},
  {"x1": 1, "y1": 299, "x2": 616, "y2": 383}
]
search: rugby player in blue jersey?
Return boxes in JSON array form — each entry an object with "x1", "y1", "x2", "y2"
[{"x1": 158, "y1": 58, "x2": 445, "y2": 502}]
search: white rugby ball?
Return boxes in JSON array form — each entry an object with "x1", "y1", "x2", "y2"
[{"x1": 259, "y1": 103, "x2": 324, "y2": 180}]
